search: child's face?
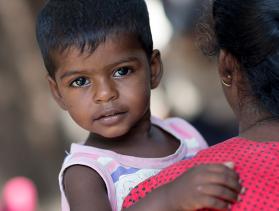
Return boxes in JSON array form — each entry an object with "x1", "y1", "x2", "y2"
[{"x1": 48, "y1": 34, "x2": 162, "y2": 138}]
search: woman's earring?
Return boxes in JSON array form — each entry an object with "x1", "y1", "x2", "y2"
[{"x1": 222, "y1": 75, "x2": 232, "y2": 87}]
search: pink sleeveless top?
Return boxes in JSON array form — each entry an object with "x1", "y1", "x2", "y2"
[{"x1": 58, "y1": 117, "x2": 207, "y2": 211}]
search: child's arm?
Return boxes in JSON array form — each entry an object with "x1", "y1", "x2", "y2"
[
  {"x1": 123, "y1": 163, "x2": 242, "y2": 211},
  {"x1": 63, "y1": 165, "x2": 112, "y2": 211}
]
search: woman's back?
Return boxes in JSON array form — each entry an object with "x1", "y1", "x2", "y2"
[{"x1": 123, "y1": 138, "x2": 279, "y2": 210}]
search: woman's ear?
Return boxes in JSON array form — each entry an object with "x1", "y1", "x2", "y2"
[
  {"x1": 218, "y1": 50, "x2": 239, "y2": 87},
  {"x1": 47, "y1": 75, "x2": 67, "y2": 110},
  {"x1": 150, "y1": 50, "x2": 163, "y2": 89},
  {"x1": 218, "y1": 49, "x2": 244, "y2": 117}
]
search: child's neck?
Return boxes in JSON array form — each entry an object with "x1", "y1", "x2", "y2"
[
  {"x1": 86, "y1": 111, "x2": 152, "y2": 147},
  {"x1": 84, "y1": 111, "x2": 180, "y2": 157}
]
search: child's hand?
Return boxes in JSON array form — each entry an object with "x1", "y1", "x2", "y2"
[{"x1": 165, "y1": 163, "x2": 242, "y2": 211}]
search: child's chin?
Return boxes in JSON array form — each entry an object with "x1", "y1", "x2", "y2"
[{"x1": 100, "y1": 128, "x2": 129, "y2": 139}]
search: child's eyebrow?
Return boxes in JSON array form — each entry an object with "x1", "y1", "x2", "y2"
[
  {"x1": 104, "y1": 56, "x2": 140, "y2": 69},
  {"x1": 60, "y1": 70, "x2": 81, "y2": 80}
]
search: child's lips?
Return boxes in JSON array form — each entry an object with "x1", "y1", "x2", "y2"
[{"x1": 93, "y1": 109, "x2": 127, "y2": 126}]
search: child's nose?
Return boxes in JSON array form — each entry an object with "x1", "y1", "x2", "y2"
[{"x1": 93, "y1": 80, "x2": 118, "y2": 103}]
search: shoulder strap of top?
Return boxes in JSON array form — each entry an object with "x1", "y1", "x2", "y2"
[{"x1": 153, "y1": 117, "x2": 208, "y2": 153}]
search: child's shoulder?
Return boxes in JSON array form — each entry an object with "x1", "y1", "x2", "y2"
[
  {"x1": 151, "y1": 116, "x2": 208, "y2": 149},
  {"x1": 155, "y1": 116, "x2": 197, "y2": 131}
]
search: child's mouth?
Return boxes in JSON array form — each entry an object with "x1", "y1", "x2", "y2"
[{"x1": 94, "y1": 110, "x2": 127, "y2": 126}]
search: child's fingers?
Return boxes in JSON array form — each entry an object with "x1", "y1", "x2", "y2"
[
  {"x1": 203, "y1": 164, "x2": 239, "y2": 180},
  {"x1": 197, "y1": 184, "x2": 238, "y2": 203},
  {"x1": 196, "y1": 195, "x2": 230, "y2": 210},
  {"x1": 205, "y1": 171, "x2": 242, "y2": 193}
]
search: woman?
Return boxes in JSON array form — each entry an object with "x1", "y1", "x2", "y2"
[{"x1": 123, "y1": 0, "x2": 279, "y2": 210}]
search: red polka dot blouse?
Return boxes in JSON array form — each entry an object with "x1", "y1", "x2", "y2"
[{"x1": 123, "y1": 138, "x2": 279, "y2": 211}]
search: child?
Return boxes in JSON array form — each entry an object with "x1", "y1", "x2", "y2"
[
  {"x1": 123, "y1": 0, "x2": 279, "y2": 210},
  {"x1": 35, "y1": 0, "x2": 241, "y2": 210}
]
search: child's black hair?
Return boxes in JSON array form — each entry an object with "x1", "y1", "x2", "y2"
[
  {"x1": 36, "y1": 0, "x2": 153, "y2": 78},
  {"x1": 213, "y1": 0, "x2": 279, "y2": 117}
]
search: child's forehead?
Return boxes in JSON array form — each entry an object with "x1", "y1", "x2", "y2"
[
  {"x1": 55, "y1": 33, "x2": 144, "y2": 60},
  {"x1": 51, "y1": 33, "x2": 147, "y2": 71}
]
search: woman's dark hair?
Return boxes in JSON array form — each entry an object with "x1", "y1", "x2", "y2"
[
  {"x1": 36, "y1": 0, "x2": 153, "y2": 78},
  {"x1": 213, "y1": 0, "x2": 279, "y2": 117}
]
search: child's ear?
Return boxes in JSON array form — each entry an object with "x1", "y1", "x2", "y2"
[
  {"x1": 150, "y1": 50, "x2": 163, "y2": 89},
  {"x1": 47, "y1": 75, "x2": 67, "y2": 110}
]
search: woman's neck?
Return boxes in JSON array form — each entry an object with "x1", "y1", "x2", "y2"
[{"x1": 239, "y1": 116, "x2": 279, "y2": 142}]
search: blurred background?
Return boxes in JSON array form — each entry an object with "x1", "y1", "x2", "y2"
[{"x1": 0, "y1": 0, "x2": 237, "y2": 210}]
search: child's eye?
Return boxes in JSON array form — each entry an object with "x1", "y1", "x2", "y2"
[
  {"x1": 70, "y1": 77, "x2": 90, "y2": 87},
  {"x1": 113, "y1": 67, "x2": 132, "y2": 77}
]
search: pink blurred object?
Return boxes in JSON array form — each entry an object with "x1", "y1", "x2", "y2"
[{"x1": 1, "y1": 177, "x2": 37, "y2": 211}]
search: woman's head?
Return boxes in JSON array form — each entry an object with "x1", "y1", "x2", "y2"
[{"x1": 212, "y1": 0, "x2": 279, "y2": 119}]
